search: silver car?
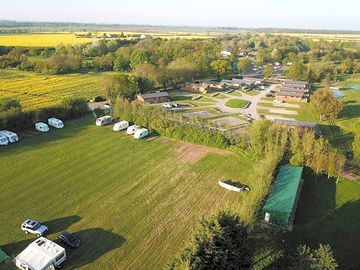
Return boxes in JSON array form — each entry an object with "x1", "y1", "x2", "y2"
[{"x1": 21, "y1": 219, "x2": 48, "y2": 237}]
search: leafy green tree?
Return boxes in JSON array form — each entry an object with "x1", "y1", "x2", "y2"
[
  {"x1": 291, "y1": 244, "x2": 338, "y2": 270},
  {"x1": 168, "y1": 211, "x2": 251, "y2": 270},
  {"x1": 311, "y1": 89, "x2": 343, "y2": 120},
  {"x1": 264, "y1": 65, "x2": 273, "y2": 79},
  {"x1": 340, "y1": 58, "x2": 353, "y2": 74},
  {"x1": 237, "y1": 58, "x2": 249, "y2": 74},
  {"x1": 0, "y1": 98, "x2": 22, "y2": 112},
  {"x1": 353, "y1": 121, "x2": 360, "y2": 163},
  {"x1": 101, "y1": 74, "x2": 140, "y2": 101},
  {"x1": 288, "y1": 62, "x2": 305, "y2": 80},
  {"x1": 210, "y1": 60, "x2": 232, "y2": 79},
  {"x1": 255, "y1": 49, "x2": 265, "y2": 67}
]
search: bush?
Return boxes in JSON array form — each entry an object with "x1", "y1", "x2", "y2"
[
  {"x1": 0, "y1": 98, "x2": 89, "y2": 131},
  {"x1": 0, "y1": 98, "x2": 22, "y2": 112},
  {"x1": 93, "y1": 95, "x2": 106, "y2": 102}
]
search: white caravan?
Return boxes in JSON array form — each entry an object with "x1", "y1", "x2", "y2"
[
  {"x1": 15, "y1": 237, "x2": 66, "y2": 270},
  {"x1": 48, "y1": 118, "x2": 64, "y2": 129},
  {"x1": 113, "y1": 121, "x2": 129, "y2": 132},
  {"x1": 96, "y1": 115, "x2": 112, "y2": 126},
  {"x1": 0, "y1": 134, "x2": 8, "y2": 146},
  {"x1": 35, "y1": 122, "x2": 49, "y2": 133},
  {"x1": 134, "y1": 128, "x2": 149, "y2": 139},
  {"x1": 126, "y1": 125, "x2": 140, "y2": 135},
  {"x1": 0, "y1": 130, "x2": 19, "y2": 143}
]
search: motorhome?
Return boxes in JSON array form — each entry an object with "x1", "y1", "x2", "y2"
[
  {"x1": 134, "y1": 128, "x2": 149, "y2": 139},
  {"x1": 35, "y1": 122, "x2": 49, "y2": 133},
  {"x1": 48, "y1": 118, "x2": 64, "y2": 129},
  {"x1": 15, "y1": 237, "x2": 66, "y2": 270},
  {"x1": 0, "y1": 130, "x2": 19, "y2": 143},
  {"x1": 113, "y1": 121, "x2": 129, "y2": 131},
  {"x1": 96, "y1": 116, "x2": 112, "y2": 126},
  {"x1": 0, "y1": 134, "x2": 8, "y2": 146},
  {"x1": 126, "y1": 125, "x2": 140, "y2": 135}
]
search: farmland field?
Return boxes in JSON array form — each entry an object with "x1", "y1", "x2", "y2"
[
  {"x1": 275, "y1": 32, "x2": 360, "y2": 42},
  {"x1": 0, "y1": 117, "x2": 260, "y2": 270},
  {"x1": 0, "y1": 32, "x2": 214, "y2": 47},
  {"x1": 0, "y1": 70, "x2": 101, "y2": 110}
]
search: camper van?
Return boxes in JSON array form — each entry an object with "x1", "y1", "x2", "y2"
[
  {"x1": 0, "y1": 130, "x2": 19, "y2": 143},
  {"x1": 113, "y1": 121, "x2": 129, "y2": 132},
  {"x1": 0, "y1": 134, "x2": 8, "y2": 146},
  {"x1": 134, "y1": 128, "x2": 149, "y2": 139},
  {"x1": 96, "y1": 115, "x2": 112, "y2": 126},
  {"x1": 15, "y1": 237, "x2": 66, "y2": 270},
  {"x1": 48, "y1": 118, "x2": 64, "y2": 129},
  {"x1": 35, "y1": 122, "x2": 49, "y2": 133},
  {"x1": 126, "y1": 125, "x2": 140, "y2": 135}
]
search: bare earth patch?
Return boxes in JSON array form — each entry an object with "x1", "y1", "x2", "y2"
[{"x1": 174, "y1": 141, "x2": 227, "y2": 164}]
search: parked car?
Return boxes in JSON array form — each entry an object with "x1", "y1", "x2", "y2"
[
  {"x1": 59, "y1": 231, "x2": 81, "y2": 248},
  {"x1": 21, "y1": 219, "x2": 48, "y2": 236},
  {"x1": 163, "y1": 103, "x2": 173, "y2": 109}
]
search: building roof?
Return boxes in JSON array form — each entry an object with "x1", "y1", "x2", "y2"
[
  {"x1": 263, "y1": 165, "x2": 303, "y2": 214},
  {"x1": 280, "y1": 87, "x2": 309, "y2": 93},
  {"x1": 274, "y1": 119, "x2": 319, "y2": 130},
  {"x1": 277, "y1": 91, "x2": 307, "y2": 98},
  {"x1": 283, "y1": 80, "x2": 309, "y2": 85},
  {"x1": 16, "y1": 237, "x2": 65, "y2": 270},
  {"x1": 139, "y1": 92, "x2": 169, "y2": 99}
]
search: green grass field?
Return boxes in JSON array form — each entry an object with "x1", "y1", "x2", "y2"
[
  {"x1": 0, "y1": 70, "x2": 101, "y2": 110},
  {"x1": 0, "y1": 117, "x2": 261, "y2": 270},
  {"x1": 225, "y1": 99, "x2": 249, "y2": 108}
]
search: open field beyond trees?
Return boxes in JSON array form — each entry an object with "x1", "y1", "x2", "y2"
[
  {"x1": 0, "y1": 117, "x2": 262, "y2": 270},
  {"x1": 0, "y1": 70, "x2": 101, "y2": 110}
]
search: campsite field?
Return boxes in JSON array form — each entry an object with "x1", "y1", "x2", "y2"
[
  {"x1": 0, "y1": 70, "x2": 101, "y2": 110},
  {"x1": 0, "y1": 117, "x2": 260, "y2": 270},
  {"x1": 0, "y1": 32, "x2": 214, "y2": 47}
]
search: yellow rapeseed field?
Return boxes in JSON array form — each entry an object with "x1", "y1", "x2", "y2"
[
  {"x1": 0, "y1": 70, "x2": 101, "y2": 110},
  {"x1": 274, "y1": 32, "x2": 360, "y2": 41},
  {"x1": 0, "y1": 32, "x2": 214, "y2": 47}
]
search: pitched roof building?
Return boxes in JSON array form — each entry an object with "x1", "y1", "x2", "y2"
[{"x1": 137, "y1": 92, "x2": 170, "y2": 104}]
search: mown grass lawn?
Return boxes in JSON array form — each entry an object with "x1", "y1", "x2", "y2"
[
  {"x1": 0, "y1": 116, "x2": 260, "y2": 270},
  {"x1": 225, "y1": 99, "x2": 249, "y2": 108}
]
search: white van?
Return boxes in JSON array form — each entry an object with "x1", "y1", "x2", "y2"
[
  {"x1": 0, "y1": 130, "x2": 19, "y2": 143},
  {"x1": 35, "y1": 122, "x2": 49, "y2": 133},
  {"x1": 96, "y1": 115, "x2": 112, "y2": 126},
  {"x1": 134, "y1": 128, "x2": 149, "y2": 139},
  {"x1": 126, "y1": 125, "x2": 140, "y2": 135},
  {"x1": 0, "y1": 134, "x2": 9, "y2": 146},
  {"x1": 273, "y1": 100, "x2": 284, "y2": 105},
  {"x1": 48, "y1": 118, "x2": 64, "y2": 129},
  {"x1": 113, "y1": 121, "x2": 129, "y2": 132},
  {"x1": 15, "y1": 237, "x2": 66, "y2": 270}
]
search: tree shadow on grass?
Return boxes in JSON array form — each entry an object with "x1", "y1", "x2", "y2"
[
  {"x1": 340, "y1": 104, "x2": 360, "y2": 119},
  {"x1": 64, "y1": 228, "x2": 126, "y2": 269}
]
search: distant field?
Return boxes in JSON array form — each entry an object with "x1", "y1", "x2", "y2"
[
  {"x1": 0, "y1": 70, "x2": 101, "y2": 110},
  {"x1": 275, "y1": 32, "x2": 360, "y2": 41},
  {"x1": 0, "y1": 117, "x2": 258, "y2": 270},
  {"x1": 0, "y1": 32, "x2": 214, "y2": 47}
]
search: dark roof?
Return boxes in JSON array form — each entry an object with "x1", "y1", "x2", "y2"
[
  {"x1": 277, "y1": 91, "x2": 307, "y2": 98},
  {"x1": 283, "y1": 80, "x2": 309, "y2": 85},
  {"x1": 281, "y1": 87, "x2": 309, "y2": 93},
  {"x1": 274, "y1": 119, "x2": 317, "y2": 128},
  {"x1": 140, "y1": 92, "x2": 169, "y2": 99}
]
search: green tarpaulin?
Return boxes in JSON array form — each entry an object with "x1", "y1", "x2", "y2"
[
  {"x1": 262, "y1": 165, "x2": 303, "y2": 229},
  {"x1": 0, "y1": 248, "x2": 9, "y2": 263}
]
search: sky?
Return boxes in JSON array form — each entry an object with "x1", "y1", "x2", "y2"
[{"x1": 0, "y1": 0, "x2": 359, "y2": 30}]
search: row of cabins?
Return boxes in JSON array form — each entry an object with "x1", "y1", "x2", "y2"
[
  {"x1": 275, "y1": 80, "x2": 310, "y2": 103},
  {"x1": 221, "y1": 48, "x2": 253, "y2": 58}
]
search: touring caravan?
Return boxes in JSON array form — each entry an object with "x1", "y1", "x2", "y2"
[
  {"x1": 126, "y1": 125, "x2": 140, "y2": 135},
  {"x1": 96, "y1": 115, "x2": 112, "y2": 126},
  {"x1": 0, "y1": 130, "x2": 19, "y2": 143},
  {"x1": 15, "y1": 237, "x2": 66, "y2": 270},
  {"x1": 113, "y1": 121, "x2": 129, "y2": 132},
  {"x1": 35, "y1": 122, "x2": 49, "y2": 133},
  {"x1": 48, "y1": 118, "x2": 64, "y2": 129},
  {"x1": 0, "y1": 134, "x2": 8, "y2": 146},
  {"x1": 134, "y1": 128, "x2": 149, "y2": 139}
]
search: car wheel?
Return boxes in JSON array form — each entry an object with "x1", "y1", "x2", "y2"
[{"x1": 25, "y1": 231, "x2": 29, "y2": 234}]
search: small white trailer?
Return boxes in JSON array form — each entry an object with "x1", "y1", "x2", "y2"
[
  {"x1": 134, "y1": 128, "x2": 149, "y2": 139},
  {"x1": 0, "y1": 134, "x2": 8, "y2": 146},
  {"x1": 48, "y1": 118, "x2": 64, "y2": 129},
  {"x1": 96, "y1": 115, "x2": 112, "y2": 126},
  {"x1": 15, "y1": 237, "x2": 67, "y2": 270},
  {"x1": 0, "y1": 130, "x2": 19, "y2": 143},
  {"x1": 126, "y1": 125, "x2": 140, "y2": 135},
  {"x1": 113, "y1": 121, "x2": 129, "y2": 131},
  {"x1": 35, "y1": 122, "x2": 49, "y2": 133}
]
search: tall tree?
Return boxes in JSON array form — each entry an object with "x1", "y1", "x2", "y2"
[
  {"x1": 210, "y1": 60, "x2": 232, "y2": 79},
  {"x1": 264, "y1": 65, "x2": 273, "y2": 79},
  {"x1": 311, "y1": 89, "x2": 343, "y2": 120},
  {"x1": 237, "y1": 58, "x2": 249, "y2": 74},
  {"x1": 101, "y1": 74, "x2": 139, "y2": 101}
]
